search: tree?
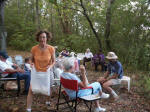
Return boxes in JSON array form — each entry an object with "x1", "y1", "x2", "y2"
[
  {"x1": 0, "y1": 0, "x2": 7, "y2": 51},
  {"x1": 79, "y1": 0, "x2": 102, "y2": 49},
  {"x1": 36, "y1": 0, "x2": 40, "y2": 29},
  {"x1": 104, "y1": 0, "x2": 115, "y2": 51}
]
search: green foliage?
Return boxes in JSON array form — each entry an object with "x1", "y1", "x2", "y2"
[
  {"x1": 139, "y1": 74, "x2": 150, "y2": 99},
  {"x1": 9, "y1": 32, "x2": 37, "y2": 51},
  {"x1": 2, "y1": 0, "x2": 150, "y2": 71},
  {"x1": 54, "y1": 34, "x2": 98, "y2": 53}
]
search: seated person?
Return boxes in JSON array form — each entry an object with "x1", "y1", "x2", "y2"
[
  {"x1": 97, "y1": 52, "x2": 123, "y2": 99},
  {"x1": 83, "y1": 48, "x2": 93, "y2": 66},
  {"x1": 61, "y1": 58, "x2": 109, "y2": 112},
  {"x1": 24, "y1": 57, "x2": 32, "y2": 71},
  {"x1": 93, "y1": 50, "x2": 107, "y2": 72},
  {"x1": 54, "y1": 60, "x2": 63, "y2": 79},
  {"x1": 59, "y1": 48, "x2": 70, "y2": 57},
  {"x1": 0, "y1": 51, "x2": 31, "y2": 95}
]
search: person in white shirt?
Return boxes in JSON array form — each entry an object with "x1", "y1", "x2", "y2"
[
  {"x1": 83, "y1": 48, "x2": 93, "y2": 66},
  {"x1": 54, "y1": 59, "x2": 63, "y2": 79},
  {"x1": 0, "y1": 51, "x2": 31, "y2": 95}
]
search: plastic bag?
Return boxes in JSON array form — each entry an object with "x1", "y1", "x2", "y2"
[{"x1": 31, "y1": 67, "x2": 50, "y2": 96}]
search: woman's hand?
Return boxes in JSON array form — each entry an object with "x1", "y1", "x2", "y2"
[
  {"x1": 16, "y1": 68, "x2": 25, "y2": 73},
  {"x1": 97, "y1": 77, "x2": 107, "y2": 84},
  {"x1": 47, "y1": 65, "x2": 50, "y2": 69}
]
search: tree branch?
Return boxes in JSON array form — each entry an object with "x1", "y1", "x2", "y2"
[{"x1": 79, "y1": 0, "x2": 102, "y2": 49}]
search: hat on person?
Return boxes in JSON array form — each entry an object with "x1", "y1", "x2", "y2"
[
  {"x1": 0, "y1": 51, "x2": 9, "y2": 59},
  {"x1": 106, "y1": 52, "x2": 118, "y2": 60}
]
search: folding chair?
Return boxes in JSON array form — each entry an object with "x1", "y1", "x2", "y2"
[
  {"x1": 57, "y1": 77, "x2": 101, "y2": 112},
  {"x1": 14, "y1": 55, "x2": 23, "y2": 67},
  {"x1": 0, "y1": 71, "x2": 21, "y2": 97}
]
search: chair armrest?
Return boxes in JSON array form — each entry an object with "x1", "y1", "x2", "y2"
[{"x1": 80, "y1": 86, "x2": 93, "y2": 90}]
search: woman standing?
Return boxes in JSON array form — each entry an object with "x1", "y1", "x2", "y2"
[{"x1": 26, "y1": 30, "x2": 55, "y2": 112}]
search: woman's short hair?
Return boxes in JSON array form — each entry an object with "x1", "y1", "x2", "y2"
[
  {"x1": 62, "y1": 57, "x2": 75, "y2": 71},
  {"x1": 35, "y1": 30, "x2": 52, "y2": 42}
]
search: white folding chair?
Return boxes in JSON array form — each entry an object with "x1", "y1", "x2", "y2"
[{"x1": 121, "y1": 76, "x2": 131, "y2": 92}]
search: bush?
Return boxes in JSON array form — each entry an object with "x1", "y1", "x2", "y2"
[{"x1": 139, "y1": 74, "x2": 150, "y2": 99}]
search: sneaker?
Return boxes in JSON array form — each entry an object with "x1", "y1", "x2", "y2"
[
  {"x1": 100, "y1": 92, "x2": 110, "y2": 99},
  {"x1": 94, "y1": 107, "x2": 106, "y2": 112},
  {"x1": 26, "y1": 109, "x2": 31, "y2": 112}
]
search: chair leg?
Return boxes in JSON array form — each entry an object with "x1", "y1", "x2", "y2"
[
  {"x1": 62, "y1": 94, "x2": 74, "y2": 112},
  {"x1": 90, "y1": 101, "x2": 92, "y2": 112},
  {"x1": 57, "y1": 84, "x2": 61, "y2": 110},
  {"x1": 74, "y1": 99, "x2": 77, "y2": 112},
  {"x1": 128, "y1": 79, "x2": 130, "y2": 92},
  {"x1": 17, "y1": 77, "x2": 20, "y2": 96}
]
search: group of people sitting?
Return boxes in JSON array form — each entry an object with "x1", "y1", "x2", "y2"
[
  {"x1": 60, "y1": 51, "x2": 123, "y2": 112},
  {"x1": 83, "y1": 48, "x2": 107, "y2": 72},
  {"x1": 57, "y1": 47, "x2": 107, "y2": 72},
  {"x1": 0, "y1": 30, "x2": 123, "y2": 112}
]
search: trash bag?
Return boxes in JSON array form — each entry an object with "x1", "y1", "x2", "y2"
[{"x1": 31, "y1": 67, "x2": 51, "y2": 96}]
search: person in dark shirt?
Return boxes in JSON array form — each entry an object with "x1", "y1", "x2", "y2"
[
  {"x1": 60, "y1": 48, "x2": 70, "y2": 57},
  {"x1": 92, "y1": 50, "x2": 106, "y2": 72},
  {"x1": 97, "y1": 52, "x2": 123, "y2": 99}
]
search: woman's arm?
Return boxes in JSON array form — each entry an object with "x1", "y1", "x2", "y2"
[
  {"x1": 78, "y1": 65, "x2": 88, "y2": 88},
  {"x1": 49, "y1": 48, "x2": 56, "y2": 68}
]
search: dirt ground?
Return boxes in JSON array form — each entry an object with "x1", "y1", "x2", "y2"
[{"x1": 0, "y1": 69, "x2": 150, "y2": 112}]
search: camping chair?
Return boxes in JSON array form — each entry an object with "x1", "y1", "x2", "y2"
[
  {"x1": 0, "y1": 71, "x2": 21, "y2": 97},
  {"x1": 14, "y1": 55, "x2": 23, "y2": 67},
  {"x1": 57, "y1": 77, "x2": 101, "y2": 112}
]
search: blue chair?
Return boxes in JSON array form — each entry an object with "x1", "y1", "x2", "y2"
[{"x1": 14, "y1": 55, "x2": 23, "y2": 66}]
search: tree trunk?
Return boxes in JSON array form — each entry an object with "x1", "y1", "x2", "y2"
[
  {"x1": 31, "y1": 0, "x2": 35, "y2": 23},
  {"x1": 56, "y1": 5, "x2": 71, "y2": 34},
  {"x1": 50, "y1": 4, "x2": 54, "y2": 34},
  {"x1": 80, "y1": 0, "x2": 102, "y2": 49},
  {"x1": 56, "y1": 5, "x2": 66, "y2": 33},
  {"x1": 104, "y1": 0, "x2": 115, "y2": 51},
  {"x1": 36, "y1": 0, "x2": 40, "y2": 29},
  {"x1": 17, "y1": 0, "x2": 20, "y2": 14},
  {"x1": 0, "y1": 0, "x2": 7, "y2": 51}
]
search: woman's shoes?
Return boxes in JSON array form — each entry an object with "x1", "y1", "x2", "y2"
[
  {"x1": 94, "y1": 107, "x2": 106, "y2": 112},
  {"x1": 100, "y1": 92, "x2": 110, "y2": 99}
]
